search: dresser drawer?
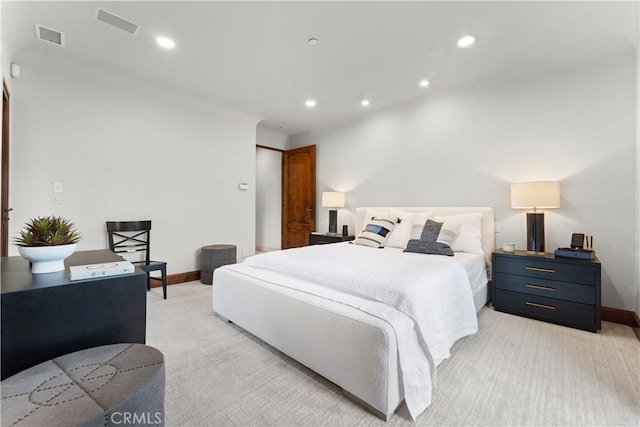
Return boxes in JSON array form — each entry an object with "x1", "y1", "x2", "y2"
[
  {"x1": 494, "y1": 272, "x2": 595, "y2": 305},
  {"x1": 494, "y1": 256, "x2": 595, "y2": 286},
  {"x1": 494, "y1": 289, "x2": 596, "y2": 332}
]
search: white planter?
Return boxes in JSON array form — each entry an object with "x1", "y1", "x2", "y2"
[{"x1": 17, "y1": 244, "x2": 77, "y2": 274}]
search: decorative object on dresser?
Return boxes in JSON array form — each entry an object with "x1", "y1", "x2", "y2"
[
  {"x1": 309, "y1": 232, "x2": 354, "y2": 245},
  {"x1": 511, "y1": 181, "x2": 560, "y2": 254},
  {"x1": 492, "y1": 249, "x2": 601, "y2": 332},
  {"x1": 321, "y1": 191, "x2": 345, "y2": 234},
  {"x1": 14, "y1": 215, "x2": 81, "y2": 274},
  {"x1": 200, "y1": 244, "x2": 237, "y2": 285},
  {"x1": 554, "y1": 232, "x2": 596, "y2": 260}
]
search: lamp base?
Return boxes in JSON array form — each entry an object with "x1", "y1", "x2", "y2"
[
  {"x1": 526, "y1": 212, "x2": 545, "y2": 254},
  {"x1": 328, "y1": 210, "x2": 338, "y2": 234}
]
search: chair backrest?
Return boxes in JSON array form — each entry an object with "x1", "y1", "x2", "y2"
[{"x1": 106, "y1": 220, "x2": 153, "y2": 264}]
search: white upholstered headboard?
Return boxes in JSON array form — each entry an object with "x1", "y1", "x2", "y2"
[{"x1": 355, "y1": 207, "x2": 495, "y2": 255}]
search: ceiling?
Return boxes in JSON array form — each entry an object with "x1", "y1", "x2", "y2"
[{"x1": 3, "y1": 1, "x2": 638, "y2": 134}]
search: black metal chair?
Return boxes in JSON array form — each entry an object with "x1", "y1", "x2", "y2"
[{"x1": 106, "y1": 220, "x2": 167, "y2": 299}]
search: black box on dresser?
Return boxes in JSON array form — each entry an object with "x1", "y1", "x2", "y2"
[{"x1": 492, "y1": 249, "x2": 601, "y2": 332}]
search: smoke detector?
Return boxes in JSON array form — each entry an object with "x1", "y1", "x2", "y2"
[{"x1": 34, "y1": 24, "x2": 65, "y2": 47}]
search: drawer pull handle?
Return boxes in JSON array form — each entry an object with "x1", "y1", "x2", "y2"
[
  {"x1": 525, "y1": 266, "x2": 556, "y2": 274},
  {"x1": 526, "y1": 302, "x2": 556, "y2": 310},
  {"x1": 525, "y1": 284, "x2": 556, "y2": 292}
]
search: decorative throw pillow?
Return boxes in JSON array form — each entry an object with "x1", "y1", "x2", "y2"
[
  {"x1": 353, "y1": 216, "x2": 399, "y2": 248},
  {"x1": 403, "y1": 219, "x2": 454, "y2": 256},
  {"x1": 409, "y1": 219, "x2": 459, "y2": 246},
  {"x1": 405, "y1": 240, "x2": 454, "y2": 256}
]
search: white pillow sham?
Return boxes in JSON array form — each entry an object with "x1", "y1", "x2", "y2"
[
  {"x1": 433, "y1": 212, "x2": 483, "y2": 254},
  {"x1": 386, "y1": 209, "x2": 433, "y2": 249}
]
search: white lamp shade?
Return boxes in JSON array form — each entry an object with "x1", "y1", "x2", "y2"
[
  {"x1": 511, "y1": 181, "x2": 560, "y2": 209},
  {"x1": 322, "y1": 192, "x2": 345, "y2": 208}
]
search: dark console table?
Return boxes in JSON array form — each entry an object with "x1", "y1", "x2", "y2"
[{"x1": 1, "y1": 250, "x2": 148, "y2": 380}]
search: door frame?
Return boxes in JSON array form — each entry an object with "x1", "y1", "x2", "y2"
[{"x1": 2, "y1": 80, "x2": 10, "y2": 257}]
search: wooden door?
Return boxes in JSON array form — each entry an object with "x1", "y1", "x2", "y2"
[
  {"x1": 1, "y1": 81, "x2": 10, "y2": 257},
  {"x1": 282, "y1": 145, "x2": 316, "y2": 249}
]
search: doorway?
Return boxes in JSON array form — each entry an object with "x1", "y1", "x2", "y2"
[{"x1": 256, "y1": 145, "x2": 283, "y2": 253}]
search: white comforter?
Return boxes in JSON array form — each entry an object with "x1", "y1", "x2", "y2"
[{"x1": 243, "y1": 243, "x2": 479, "y2": 418}]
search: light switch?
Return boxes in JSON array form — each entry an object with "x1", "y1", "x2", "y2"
[
  {"x1": 238, "y1": 183, "x2": 249, "y2": 191},
  {"x1": 53, "y1": 182, "x2": 64, "y2": 193},
  {"x1": 495, "y1": 222, "x2": 501, "y2": 233}
]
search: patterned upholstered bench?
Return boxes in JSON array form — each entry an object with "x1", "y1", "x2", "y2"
[{"x1": 1, "y1": 343, "x2": 165, "y2": 427}]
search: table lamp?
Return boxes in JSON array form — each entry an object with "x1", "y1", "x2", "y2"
[
  {"x1": 322, "y1": 192, "x2": 345, "y2": 234},
  {"x1": 511, "y1": 181, "x2": 560, "y2": 254}
]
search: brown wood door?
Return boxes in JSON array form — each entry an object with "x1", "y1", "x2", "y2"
[
  {"x1": 1, "y1": 81, "x2": 10, "y2": 257},
  {"x1": 282, "y1": 145, "x2": 316, "y2": 249}
]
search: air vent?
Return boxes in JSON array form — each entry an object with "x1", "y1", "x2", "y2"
[
  {"x1": 96, "y1": 8, "x2": 139, "y2": 35},
  {"x1": 34, "y1": 24, "x2": 64, "y2": 47}
]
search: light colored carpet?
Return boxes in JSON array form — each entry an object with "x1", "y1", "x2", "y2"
[{"x1": 146, "y1": 282, "x2": 640, "y2": 426}]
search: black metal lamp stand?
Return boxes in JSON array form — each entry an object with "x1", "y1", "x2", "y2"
[
  {"x1": 328, "y1": 209, "x2": 338, "y2": 234},
  {"x1": 526, "y1": 210, "x2": 545, "y2": 254}
]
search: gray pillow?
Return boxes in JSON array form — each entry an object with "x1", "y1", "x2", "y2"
[
  {"x1": 404, "y1": 239, "x2": 454, "y2": 256},
  {"x1": 420, "y1": 219, "x2": 442, "y2": 241},
  {"x1": 403, "y1": 219, "x2": 454, "y2": 256}
]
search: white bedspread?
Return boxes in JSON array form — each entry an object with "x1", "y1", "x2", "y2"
[{"x1": 243, "y1": 242, "x2": 479, "y2": 418}]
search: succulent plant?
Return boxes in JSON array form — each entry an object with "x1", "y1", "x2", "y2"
[{"x1": 14, "y1": 216, "x2": 82, "y2": 247}]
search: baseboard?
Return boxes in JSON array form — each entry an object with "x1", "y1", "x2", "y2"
[
  {"x1": 149, "y1": 270, "x2": 201, "y2": 287},
  {"x1": 601, "y1": 306, "x2": 640, "y2": 341}
]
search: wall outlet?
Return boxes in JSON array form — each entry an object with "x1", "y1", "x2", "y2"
[
  {"x1": 241, "y1": 249, "x2": 253, "y2": 257},
  {"x1": 53, "y1": 193, "x2": 63, "y2": 205}
]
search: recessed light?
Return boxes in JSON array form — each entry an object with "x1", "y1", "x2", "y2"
[
  {"x1": 457, "y1": 35, "x2": 475, "y2": 48},
  {"x1": 305, "y1": 99, "x2": 317, "y2": 108},
  {"x1": 419, "y1": 79, "x2": 430, "y2": 88},
  {"x1": 156, "y1": 36, "x2": 175, "y2": 49},
  {"x1": 361, "y1": 99, "x2": 370, "y2": 107},
  {"x1": 308, "y1": 38, "x2": 318, "y2": 46}
]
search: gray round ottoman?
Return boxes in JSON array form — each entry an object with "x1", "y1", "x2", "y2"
[
  {"x1": 201, "y1": 244, "x2": 237, "y2": 285},
  {"x1": 1, "y1": 343, "x2": 165, "y2": 427}
]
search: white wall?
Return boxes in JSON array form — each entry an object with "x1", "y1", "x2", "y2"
[
  {"x1": 294, "y1": 51, "x2": 638, "y2": 312},
  {"x1": 8, "y1": 50, "x2": 259, "y2": 273},
  {"x1": 257, "y1": 125, "x2": 288, "y2": 151}
]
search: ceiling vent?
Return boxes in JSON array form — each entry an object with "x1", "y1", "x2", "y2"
[
  {"x1": 34, "y1": 24, "x2": 65, "y2": 47},
  {"x1": 96, "y1": 8, "x2": 139, "y2": 35}
]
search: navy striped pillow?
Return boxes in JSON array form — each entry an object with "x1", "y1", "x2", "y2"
[{"x1": 353, "y1": 216, "x2": 399, "y2": 248}]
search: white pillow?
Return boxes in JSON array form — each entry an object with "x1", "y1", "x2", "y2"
[
  {"x1": 386, "y1": 209, "x2": 432, "y2": 249},
  {"x1": 408, "y1": 218, "x2": 459, "y2": 245},
  {"x1": 433, "y1": 212, "x2": 483, "y2": 254}
]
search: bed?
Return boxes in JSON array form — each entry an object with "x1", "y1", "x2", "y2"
[{"x1": 213, "y1": 207, "x2": 494, "y2": 420}]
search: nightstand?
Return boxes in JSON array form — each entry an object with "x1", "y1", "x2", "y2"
[
  {"x1": 492, "y1": 249, "x2": 601, "y2": 332},
  {"x1": 308, "y1": 232, "x2": 355, "y2": 245}
]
